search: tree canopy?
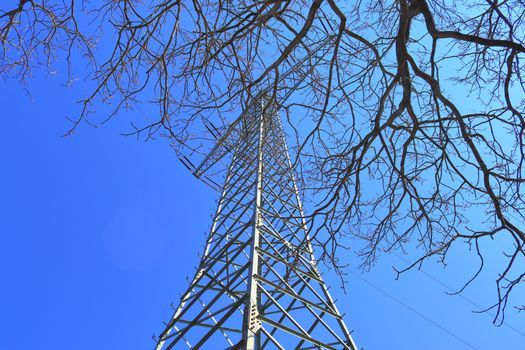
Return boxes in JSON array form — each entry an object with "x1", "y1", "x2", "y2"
[{"x1": 2, "y1": 0, "x2": 524, "y2": 323}]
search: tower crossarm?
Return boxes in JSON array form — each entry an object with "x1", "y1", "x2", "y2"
[{"x1": 190, "y1": 35, "x2": 336, "y2": 181}]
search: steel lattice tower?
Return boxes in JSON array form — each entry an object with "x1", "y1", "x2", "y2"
[{"x1": 154, "y1": 92, "x2": 358, "y2": 350}]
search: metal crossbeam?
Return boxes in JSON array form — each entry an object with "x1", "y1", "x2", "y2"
[{"x1": 155, "y1": 94, "x2": 357, "y2": 349}]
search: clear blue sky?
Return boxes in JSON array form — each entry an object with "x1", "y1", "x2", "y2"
[{"x1": 1, "y1": 64, "x2": 524, "y2": 350}]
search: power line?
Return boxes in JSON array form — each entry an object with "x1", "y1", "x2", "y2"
[
  {"x1": 392, "y1": 252, "x2": 525, "y2": 339},
  {"x1": 349, "y1": 270, "x2": 478, "y2": 350}
]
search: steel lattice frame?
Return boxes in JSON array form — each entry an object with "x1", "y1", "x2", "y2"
[{"x1": 155, "y1": 94, "x2": 358, "y2": 350}]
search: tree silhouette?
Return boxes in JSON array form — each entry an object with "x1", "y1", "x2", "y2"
[{"x1": 2, "y1": 0, "x2": 524, "y2": 324}]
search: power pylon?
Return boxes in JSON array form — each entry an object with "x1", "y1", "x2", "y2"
[{"x1": 154, "y1": 91, "x2": 358, "y2": 349}]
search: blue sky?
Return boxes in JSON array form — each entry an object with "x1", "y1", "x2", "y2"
[{"x1": 1, "y1": 53, "x2": 525, "y2": 350}]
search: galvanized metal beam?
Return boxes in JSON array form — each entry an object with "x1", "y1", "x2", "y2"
[{"x1": 154, "y1": 93, "x2": 357, "y2": 349}]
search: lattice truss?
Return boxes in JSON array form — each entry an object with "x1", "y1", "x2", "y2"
[{"x1": 155, "y1": 95, "x2": 357, "y2": 350}]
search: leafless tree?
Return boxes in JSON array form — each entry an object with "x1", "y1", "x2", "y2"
[
  {"x1": 1, "y1": 0, "x2": 95, "y2": 85},
  {"x1": 2, "y1": 0, "x2": 524, "y2": 324}
]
